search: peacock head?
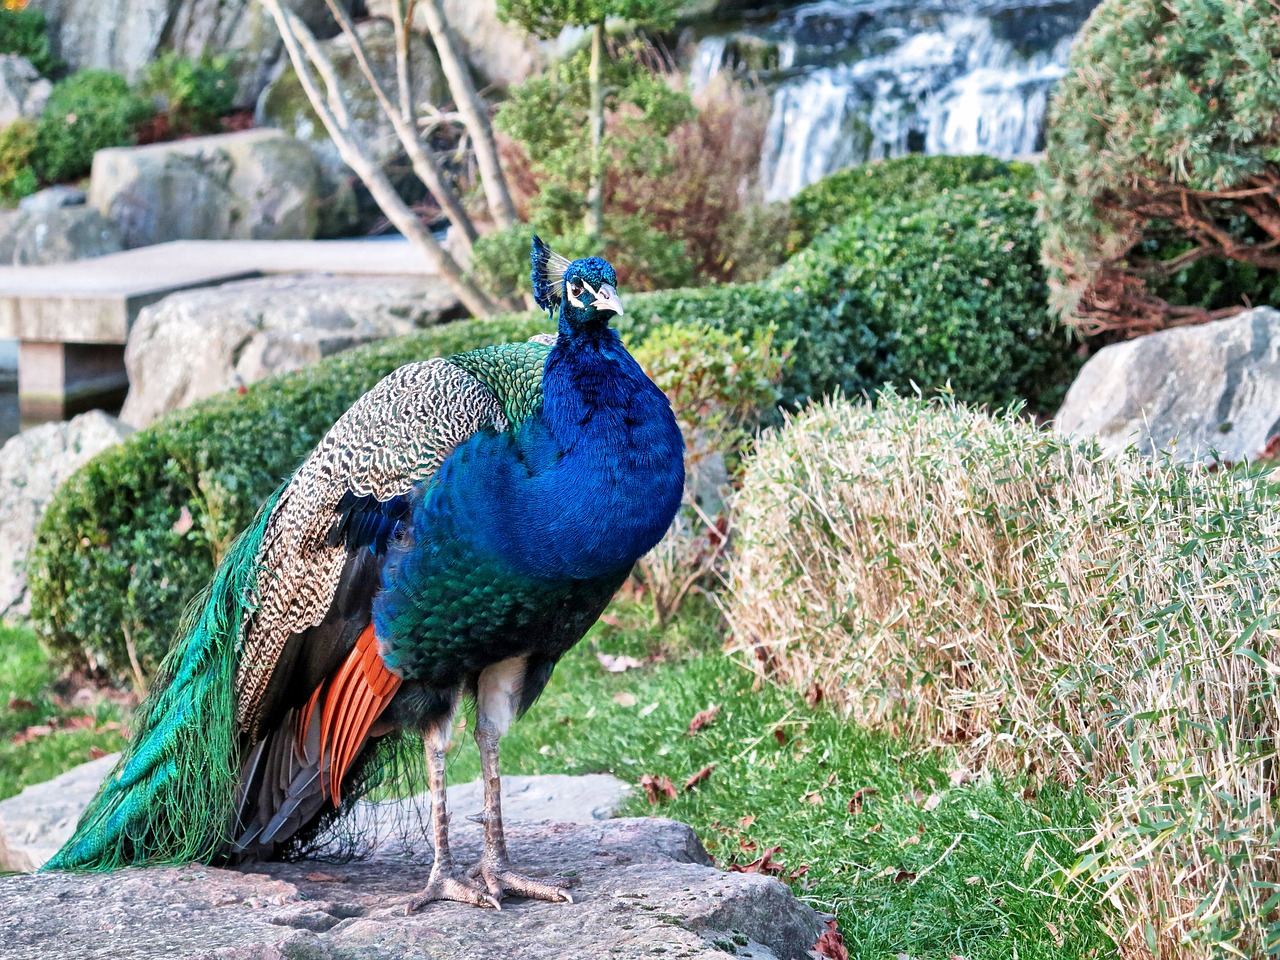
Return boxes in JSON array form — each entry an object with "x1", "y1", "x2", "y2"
[{"x1": 530, "y1": 235, "x2": 624, "y2": 332}]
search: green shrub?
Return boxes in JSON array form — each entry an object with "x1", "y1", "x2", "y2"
[
  {"x1": 0, "y1": 8, "x2": 58, "y2": 77},
  {"x1": 1040, "y1": 0, "x2": 1280, "y2": 337},
  {"x1": 727, "y1": 391, "x2": 1280, "y2": 956},
  {"x1": 789, "y1": 154, "x2": 1032, "y2": 253},
  {"x1": 29, "y1": 314, "x2": 550, "y2": 680},
  {"x1": 139, "y1": 53, "x2": 235, "y2": 137},
  {"x1": 774, "y1": 181, "x2": 1079, "y2": 412},
  {"x1": 33, "y1": 70, "x2": 155, "y2": 184},
  {"x1": 0, "y1": 118, "x2": 38, "y2": 204}
]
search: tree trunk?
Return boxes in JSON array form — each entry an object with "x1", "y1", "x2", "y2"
[
  {"x1": 584, "y1": 19, "x2": 606, "y2": 240},
  {"x1": 261, "y1": 0, "x2": 499, "y2": 317},
  {"x1": 417, "y1": 0, "x2": 519, "y2": 229}
]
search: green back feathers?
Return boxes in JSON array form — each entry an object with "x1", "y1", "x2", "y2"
[
  {"x1": 44, "y1": 485, "x2": 286, "y2": 872},
  {"x1": 449, "y1": 340, "x2": 551, "y2": 428}
]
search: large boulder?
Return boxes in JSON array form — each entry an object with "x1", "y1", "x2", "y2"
[
  {"x1": 0, "y1": 411, "x2": 134, "y2": 620},
  {"x1": 0, "y1": 816, "x2": 825, "y2": 960},
  {"x1": 367, "y1": 0, "x2": 546, "y2": 90},
  {"x1": 256, "y1": 18, "x2": 446, "y2": 237},
  {"x1": 1055, "y1": 306, "x2": 1280, "y2": 463},
  {"x1": 0, "y1": 54, "x2": 51, "y2": 126},
  {"x1": 88, "y1": 129, "x2": 319, "y2": 249},
  {"x1": 26, "y1": 0, "x2": 354, "y2": 108},
  {"x1": 119, "y1": 272, "x2": 462, "y2": 428},
  {"x1": 0, "y1": 206, "x2": 122, "y2": 265}
]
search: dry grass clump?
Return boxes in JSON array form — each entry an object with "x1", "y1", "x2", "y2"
[{"x1": 725, "y1": 392, "x2": 1280, "y2": 958}]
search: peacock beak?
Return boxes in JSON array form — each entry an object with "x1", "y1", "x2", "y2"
[{"x1": 591, "y1": 283, "x2": 625, "y2": 316}]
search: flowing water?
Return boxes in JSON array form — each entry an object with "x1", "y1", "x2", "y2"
[{"x1": 686, "y1": 0, "x2": 1098, "y2": 200}]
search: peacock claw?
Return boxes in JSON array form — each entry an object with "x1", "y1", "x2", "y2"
[
  {"x1": 406, "y1": 865, "x2": 502, "y2": 913},
  {"x1": 468, "y1": 858, "x2": 574, "y2": 904}
]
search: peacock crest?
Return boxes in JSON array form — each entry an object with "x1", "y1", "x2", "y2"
[{"x1": 530, "y1": 235, "x2": 572, "y2": 313}]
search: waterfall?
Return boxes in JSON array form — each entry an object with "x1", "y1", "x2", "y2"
[{"x1": 689, "y1": 1, "x2": 1097, "y2": 200}]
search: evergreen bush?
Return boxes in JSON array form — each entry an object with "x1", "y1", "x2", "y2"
[
  {"x1": 788, "y1": 153, "x2": 1031, "y2": 253},
  {"x1": 0, "y1": 118, "x2": 38, "y2": 204},
  {"x1": 1040, "y1": 0, "x2": 1280, "y2": 337},
  {"x1": 33, "y1": 70, "x2": 155, "y2": 183},
  {"x1": 0, "y1": 7, "x2": 58, "y2": 77},
  {"x1": 139, "y1": 53, "x2": 236, "y2": 137}
]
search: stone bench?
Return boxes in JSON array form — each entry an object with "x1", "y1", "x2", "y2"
[{"x1": 0, "y1": 238, "x2": 431, "y2": 419}]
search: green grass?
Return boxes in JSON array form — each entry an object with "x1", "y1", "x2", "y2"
[
  {"x1": 0, "y1": 624, "x2": 128, "y2": 801},
  {"x1": 439, "y1": 598, "x2": 1118, "y2": 960},
  {"x1": 1, "y1": 602, "x2": 1116, "y2": 959}
]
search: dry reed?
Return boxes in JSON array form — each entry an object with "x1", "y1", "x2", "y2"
[{"x1": 725, "y1": 392, "x2": 1280, "y2": 958}]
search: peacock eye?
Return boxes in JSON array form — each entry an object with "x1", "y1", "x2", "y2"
[{"x1": 566, "y1": 280, "x2": 584, "y2": 300}]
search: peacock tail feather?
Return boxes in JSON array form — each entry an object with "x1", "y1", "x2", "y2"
[{"x1": 43, "y1": 484, "x2": 285, "y2": 872}]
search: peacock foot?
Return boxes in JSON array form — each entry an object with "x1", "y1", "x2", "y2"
[
  {"x1": 468, "y1": 856, "x2": 574, "y2": 904},
  {"x1": 406, "y1": 862, "x2": 501, "y2": 913}
]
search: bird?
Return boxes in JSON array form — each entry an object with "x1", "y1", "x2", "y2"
[{"x1": 45, "y1": 236, "x2": 686, "y2": 910}]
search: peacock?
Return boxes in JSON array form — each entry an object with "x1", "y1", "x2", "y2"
[{"x1": 44, "y1": 237, "x2": 686, "y2": 910}]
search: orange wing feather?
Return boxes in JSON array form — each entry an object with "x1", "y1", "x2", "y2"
[{"x1": 308, "y1": 624, "x2": 403, "y2": 805}]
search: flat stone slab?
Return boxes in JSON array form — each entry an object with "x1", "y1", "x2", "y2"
[
  {"x1": 0, "y1": 819, "x2": 825, "y2": 960},
  {"x1": 0, "y1": 750, "x2": 629, "y2": 873},
  {"x1": 0, "y1": 238, "x2": 433, "y2": 344}
]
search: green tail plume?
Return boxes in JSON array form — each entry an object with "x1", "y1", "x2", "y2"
[{"x1": 43, "y1": 485, "x2": 286, "y2": 872}]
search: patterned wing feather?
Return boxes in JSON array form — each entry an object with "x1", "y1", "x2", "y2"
[
  {"x1": 235, "y1": 359, "x2": 508, "y2": 741},
  {"x1": 449, "y1": 339, "x2": 553, "y2": 428}
]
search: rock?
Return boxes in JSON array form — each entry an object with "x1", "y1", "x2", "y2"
[
  {"x1": 0, "y1": 54, "x2": 51, "y2": 125},
  {"x1": 89, "y1": 129, "x2": 319, "y2": 249},
  {"x1": 0, "y1": 411, "x2": 134, "y2": 619},
  {"x1": 367, "y1": 0, "x2": 546, "y2": 90},
  {"x1": 0, "y1": 750, "x2": 631, "y2": 873},
  {"x1": 0, "y1": 753, "x2": 119, "y2": 872},
  {"x1": 1055, "y1": 306, "x2": 1280, "y2": 463},
  {"x1": 0, "y1": 206, "x2": 122, "y2": 265},
  {"x1": 27, "y1": 0, "x2": 353, "y2": 108},
  {"x1": 119, "y1": 273, "x2": 462, "y2": 428},
  {"x1": 0, "y1": 817, "x2": 825, "y2": 960},
  {"x1": 256, "y1": 19, "x2": 446, "y2": 237},
  {"x1": 17, "y1": 185, "x2": 87, "y2": 212}
]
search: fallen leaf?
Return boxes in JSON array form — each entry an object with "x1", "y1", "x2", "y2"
[
  {"x1": 738, "y1": 815, "x2": 756, "y2": 829},
  {"x1": 922, "y1": 793, "x2": 942, "y2": 812},
  {"x1": 948, "y1": 767, "x2": 974, "y2": 787},
  {"x1": 11, "y1": 724, "x2": 53, "y2": 745},
  {"x1": 1022, "y1": 785, "x2": 1038, "y2": 801},
  {"x1": 964, "y1": 876, "x2": 982, "y2": 886},
  {"x1": 813, "y1": 919, "x2": 848, "y2": 960},
  {"x1": 728, "y1": 845, "x2": 785, "y2": 876},
  {"x1": 772, "y1": 726, "x2": 788, "y2": 746},
  {"x1": 900, "y1": 835, "x2": 920, "y2": 847},
  {"x1": 847, "y1": 787, "x2": 879, "y2": 814},
  {"x1": 62, "y1": 715, "x2": 96, "y2": 731},
  {"x1": 639, "y1": 774, "x2": 677, "y2": 805},
  {"x1": 172, "y1": 505, "x2": 194, "y2": 535},
  {"x1": 739, "y1": 838, "x2": 758, "y2": 853},
  {"x1": 596, "y1": 652, "x2": 643, "y2": 673},
  {"x1": 304, "y1": 871, "x2": 345, "y2": 883},
  {"x1": 612, "y1": 692, "x2": 637, "y2": 707},
  {"x1": 686, "y1": 704, "x2": 720, "y2": 736},
  {"x1": 893, "y1": 869, "x2": 917, "y2": 883},
  {"x1": 684, "y1": 764, "x2": 715, "y2": 791},
  {"x1": 7, "y1": 697, "x2": 35, "y2": 712},
  {"x1": 805, "y1": 681, "x2": 824, "y2": 707},
  {"x1": 803, "y1": 790, "x2": 824, "y2": 806},
  {"x1": 638, "y1": 702, "x2": 659, "y2": 718},
  {"x1": 88, "y1": 746, "x2": 107, "y2": 760}
]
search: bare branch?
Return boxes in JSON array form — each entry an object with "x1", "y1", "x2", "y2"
[
  {"x1": 416, "y1": 0, "x2": 518, "y2": 228},
  {"x1": 318, "y1": 0, "x2": 477, "y2": 249},
  {"x1": 261, "y1": 0, "x2": 498, "y2": 316}
]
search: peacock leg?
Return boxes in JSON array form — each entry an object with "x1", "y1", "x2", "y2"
[
  {"x1": 406, "y1": 710, "x2": 499, "y2": 912},
  {"x1": 468, "y1": 658, "x2": 573, "y2": 904}
]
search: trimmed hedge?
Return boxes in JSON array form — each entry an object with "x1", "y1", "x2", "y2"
[
  {"x1": 788, "y1": 154, "x2": 1033, "y2": 253},
  {"x1": 775, "y1": 181, "x2": 1079, "y2": 412},
  {"x1": 34, "y1": 70, "x2": 155, "y2": 183}
]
